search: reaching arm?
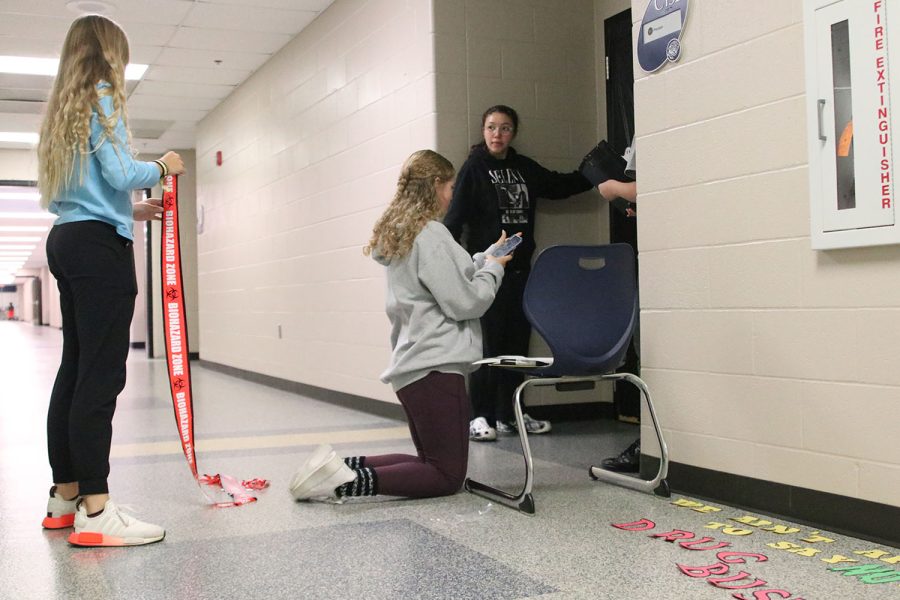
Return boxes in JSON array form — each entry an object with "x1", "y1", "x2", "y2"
[
  {"x1": 597, "y1": 179, "x2": 637, "y2": 203},
  {"x1": 526, "y1": 156, "x2": 593, "y2": 200}
]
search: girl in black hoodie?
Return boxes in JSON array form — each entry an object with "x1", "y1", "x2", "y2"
[{"x1": 444, "y1": 105, "x2": 595, "y2": 441}]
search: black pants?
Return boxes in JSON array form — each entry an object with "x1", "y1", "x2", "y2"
[
  {"x1": 46, "y1": 220, "x2": 137, "y2": 496},
  {"x1": 470, "y1": 268, "x2": 531, "y2": 426}
]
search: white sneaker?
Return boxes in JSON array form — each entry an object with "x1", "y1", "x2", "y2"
[
  {"x1": 289, "y1": 444, "x2": 357, "y2": 501},
  {"x1": 496, "y1": 413, "x2": 552, "y2": 435},
  {"x1": 469, "y1": 417, "x2": 497, "y2": 442},
  {"x1": 42, "y1": 486, "x2": 78, "y2": 529},
  {"x1": 68, "y1": 500, "x2": 165, "y2": 547}
]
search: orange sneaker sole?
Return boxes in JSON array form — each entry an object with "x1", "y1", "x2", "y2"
[
  {"x1": 67, "y1": 531, "x2": 165, "y2": 547},
  {"x1": 67, "y1": 531, "x2": 125, "y2": 546},
  {"x1": 42, "y1": 513, "x2": 75, "y2": 529}
]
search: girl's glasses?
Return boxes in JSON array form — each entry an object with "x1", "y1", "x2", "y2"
[{"x1": 484, "y1": 124, "x2": 515, "y2": 135}]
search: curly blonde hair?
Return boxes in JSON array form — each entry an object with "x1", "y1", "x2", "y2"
[
  {"x1": 38, "y1": 15, "x2": 133, "y2": 208},
  {"x1": 364, "y1": 150, "x2": 455, "y2": 259}
]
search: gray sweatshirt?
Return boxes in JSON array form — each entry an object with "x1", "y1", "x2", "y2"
[{"x1": 375, "y1": 221, "x2": 505, "y2": 391}]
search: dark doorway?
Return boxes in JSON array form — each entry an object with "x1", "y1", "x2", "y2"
[
  {"x1": 605, "y1": 9, "x2": 640, "y2": 421},
  {"x1": 605, "y1": 9, "x2": 636, "y2": 248},
  {"x1": 143, "y1": 187, "x2": 155, "y2": 358},
  {"x1": 31, "y1": 277, "x2": 42, "y2": 325}
]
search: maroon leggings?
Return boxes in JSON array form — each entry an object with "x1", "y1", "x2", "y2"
[{"x1": 366, "y1": 371, "x2": 470, "y2": 498}]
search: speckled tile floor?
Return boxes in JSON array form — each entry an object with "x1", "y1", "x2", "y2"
[{"x1": 2, "y1": 321, "x2": 899, "y2": 599}]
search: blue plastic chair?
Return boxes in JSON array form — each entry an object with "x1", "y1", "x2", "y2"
[{"x1": 464, "y1": 244, "x2": 670, "y2": 514}]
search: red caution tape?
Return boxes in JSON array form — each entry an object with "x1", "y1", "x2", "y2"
[
  {"x1": 199, "y1": 474, "x2": 271, "y2": 507},
  {"x1": 161, "y1": 175, "x2": 268, "y2": 507}
]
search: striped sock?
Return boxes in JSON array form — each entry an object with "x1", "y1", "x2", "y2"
[
  {"x1": 343, "y1": 456, "x2": 365, "y2": 470},
  {"x1": 336, "y1": 467, "x2": 378, "y2": 498}
]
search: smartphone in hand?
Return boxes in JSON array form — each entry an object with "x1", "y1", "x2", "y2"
[{"x1": 491, "y1": 234, "x2": 523, "y2": 257}]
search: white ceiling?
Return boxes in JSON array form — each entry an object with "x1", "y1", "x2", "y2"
[{"x1": 0, "y1": 0, "x2": 335, "y2": 276}]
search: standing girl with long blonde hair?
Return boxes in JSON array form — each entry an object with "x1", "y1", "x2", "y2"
[
  {"x1": 289, "y1": 150, "x2": 513, "y2": 502},
  {"x1": 38, "y1": 14, "x2": 184, "y2": 546}
]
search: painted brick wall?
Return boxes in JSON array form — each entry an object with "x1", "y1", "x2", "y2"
[
  {"x1": 195, "y1": 0, "x2": 437, "y2": 403},
  {"x1": 196, "y1": 0, "x2": 612, "y2": 407},
  {"x1": 433, "y1": 0, "x2": 604, "y2": 256},
  {"x1": 432, "y1": 0, "x2": 608, "y2": 406},
  {"x1": 633, "y1": 0, "x2": 900, "y2": 507}
]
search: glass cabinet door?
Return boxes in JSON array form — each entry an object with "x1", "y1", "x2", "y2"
[{"x1": 813, "y1": 0, "x2": 894, "y2": 234}]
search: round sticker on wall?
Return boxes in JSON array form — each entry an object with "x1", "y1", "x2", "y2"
[{"x1": 638, "y1": 0, "x2": 689, "y2": 72}]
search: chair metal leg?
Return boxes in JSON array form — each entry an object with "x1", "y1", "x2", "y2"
[
  {"x1": 465, "y1": 371, "x2": 671, "y2": 515},
  {"x1": 589, "y1": 373, "x2": 670, "y2": 497},
  {"x1": 464, "y1": 379, "x2": 537, "y2": 514}
]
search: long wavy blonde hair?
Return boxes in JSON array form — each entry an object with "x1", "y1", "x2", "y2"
[
  {"x1": 364, "y1": 150, "x2": 455, "y2": 259},
  {"x1": 38, "y1": 15, "x2": 132, "y2": 208}
]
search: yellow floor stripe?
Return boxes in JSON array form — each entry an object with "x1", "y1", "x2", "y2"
[{"x1": 110, "y1": 426, "x2": 411, "y2": 458}]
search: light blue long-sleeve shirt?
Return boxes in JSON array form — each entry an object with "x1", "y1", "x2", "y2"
[{"x1": 48, "y1": 82, "x2": 161, "y2": 240}]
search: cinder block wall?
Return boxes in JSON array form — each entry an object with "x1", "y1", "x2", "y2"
[
  {"x1": 196, "y1": 0, "x2": 612, "y2": 406},
  {"x1": 196, "y1": 0, "x2": 438, "y2": 403},
  {"x1": 433, "y1": 0, "x2": 604, "y2": 255},
  {"x1": 634, "y1": 0, "x2": 900, "y2": 508},
  {"x1": 432, "y1": 0, "x2": 608, "y2": 406}
]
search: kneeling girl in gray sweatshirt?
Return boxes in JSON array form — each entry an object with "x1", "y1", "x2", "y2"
[{"x1": 289, "y1": 149, "x2": 514, "y2": 502}]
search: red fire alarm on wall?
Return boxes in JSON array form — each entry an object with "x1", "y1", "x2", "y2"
[{"x1": 216, "y1": 151, "x2": 222, "y2": 166}]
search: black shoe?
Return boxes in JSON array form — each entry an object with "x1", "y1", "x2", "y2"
[{"x1": 601, "y1": 439, "x2": 640, "y2": 473}]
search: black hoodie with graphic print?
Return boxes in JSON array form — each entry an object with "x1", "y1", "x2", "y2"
[{"x1": 444, "y1": 143, "x2": 592, "y2": 271}]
